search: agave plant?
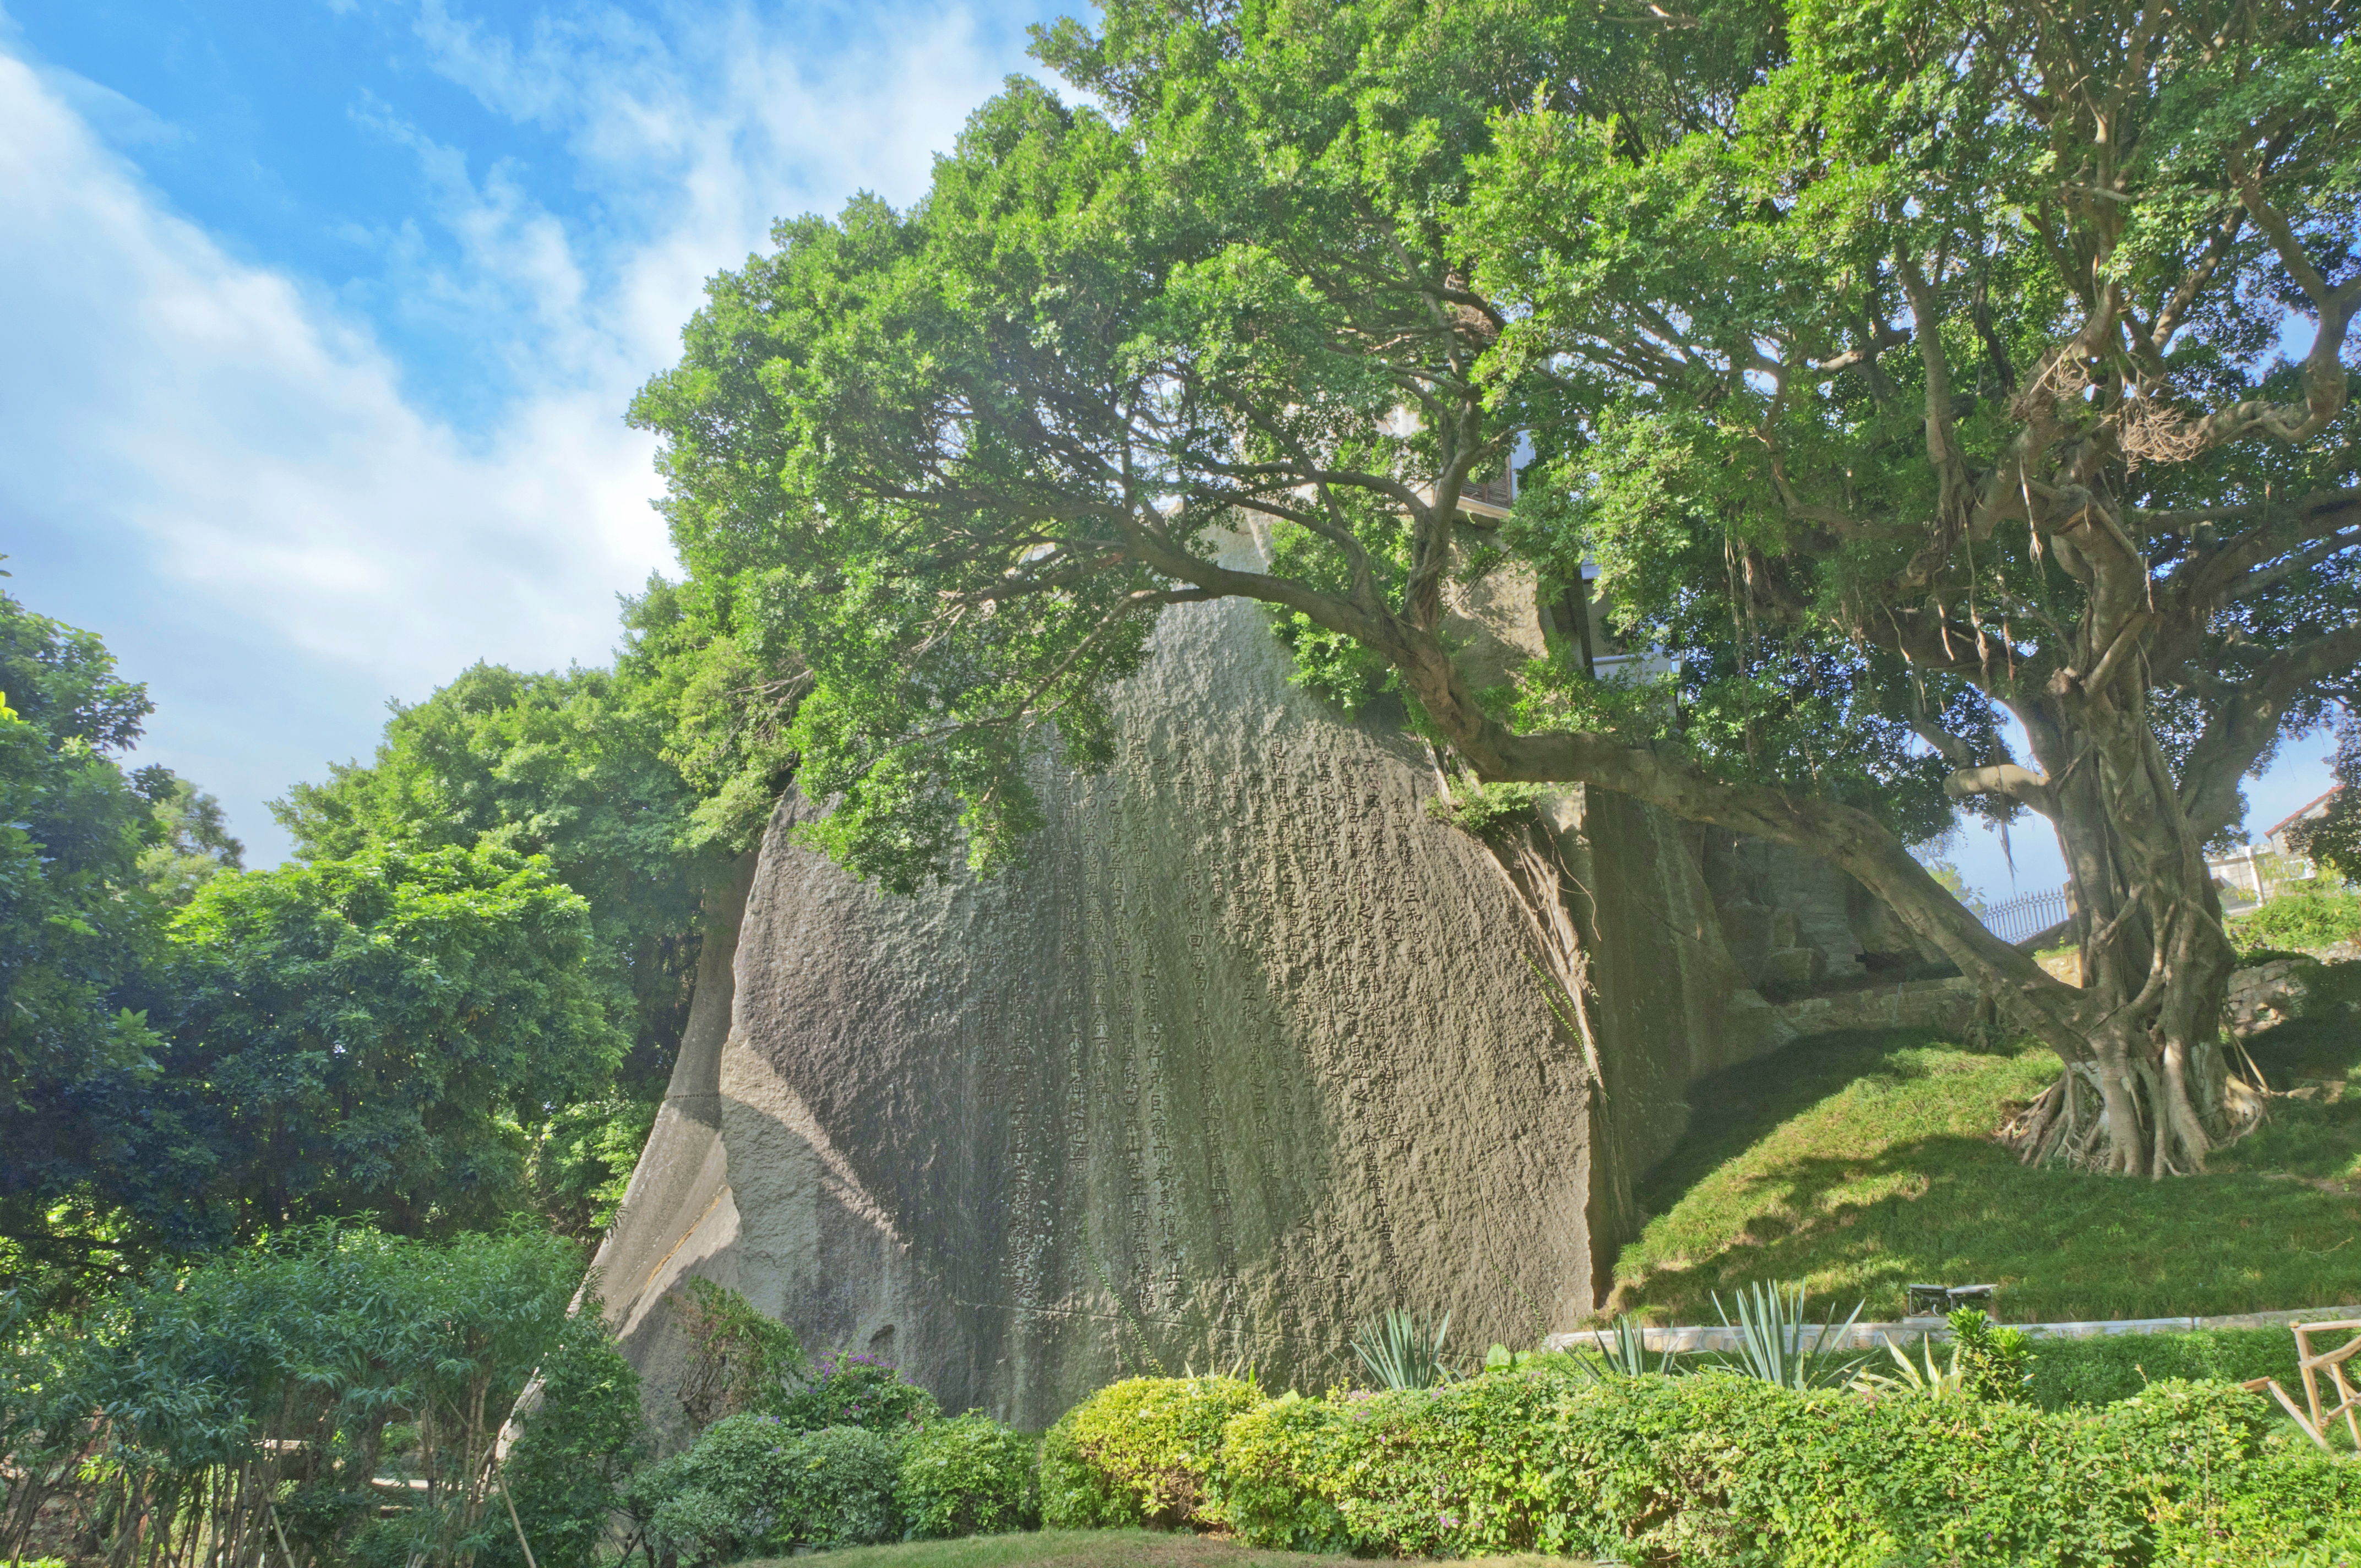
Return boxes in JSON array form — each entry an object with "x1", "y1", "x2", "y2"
[
  {"x1": 1709, "y1": 1281, "x2": 1869, "y2": 1390},
  {"x1": 1571, "y1": 1314, "x2": 1679, "y2": 1381},
  {"x1": 1850, "y1": 1334, "x2": 1968, "y2": 1401},
  {"x1": 1351, "y1": 1308, "x2": 1455, "y2": 1390}
]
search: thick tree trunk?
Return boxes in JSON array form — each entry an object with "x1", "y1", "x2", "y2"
[
  {"x1": 1369, "y1": 620, "x2": 2264, "y2": 1178},
  {"x1": 1997, "y1": 705, "x2": 2257, "y2": 1174}
]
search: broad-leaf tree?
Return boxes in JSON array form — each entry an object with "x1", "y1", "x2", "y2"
[
  {"x1": 275, "y1": 663, "x2": 705, "y2": 1101},
  {"x1": 0, "y1": 595, "x2": 175, "y2": 1282},
  {"x1": 632, "y1": 0, "x2": 2360, "y2": 1176},
  {"x1": 271, "y1": 602, "x2": 804, "y2": 1233},
  {"x1": 155, "y1": 845, "x2": 625, "y2": 1238}
]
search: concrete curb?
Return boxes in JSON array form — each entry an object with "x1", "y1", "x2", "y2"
[{"x1": 1542, "y1": 1303, "x2": 2361, "y2": 1356}]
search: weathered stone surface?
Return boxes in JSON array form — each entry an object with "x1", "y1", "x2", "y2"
[
  {"x1": 1695, "y1": 829, "x2": 1935, "y2": 992},
  {"x1": 1767, "y1": 974, "x2": 1979, "y2": 1037},
  {"x1": 594, "y1": 537, "x2": 1820, "y2": 1433},
  {"x1": 2227, "y1": 957, "x2": 2325, "y2": 1036}
]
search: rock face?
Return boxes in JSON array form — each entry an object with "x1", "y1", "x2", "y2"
[{"x1": 595, "y1": 542, "x2": 1912, "y2": 1434}]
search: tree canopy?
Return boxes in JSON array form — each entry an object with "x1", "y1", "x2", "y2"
[
  {"x1": 632, "y1": 0, "x2": 2361, "y2": 1175},
  {"x1": 0, "y1": 595, "x2": 172, "y2": 1269},
  {"x1": 1, "y1": 593, "x2": 666, "y2": 1286},
  {"x1": 275, "y1": 661, "x2": 704, "y2": 1101},
  {"x1": 144, "y1": 844, "x2": 625, "y2": 1240}
]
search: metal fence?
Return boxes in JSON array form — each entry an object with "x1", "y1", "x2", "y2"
[{"x1": 1981, "y1": 887, "x2": 2072, "y2": 946}]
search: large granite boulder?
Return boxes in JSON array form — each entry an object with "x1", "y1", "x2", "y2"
[{"x1": 594, "y1": 545, "x2": 1808, "y2": 1434}]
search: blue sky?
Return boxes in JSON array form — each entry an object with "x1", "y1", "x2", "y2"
[
  {"x1": 0, "y1": 0, "x2": 2336, "y2": 899},
  {"x1": 2, "y1": 0, "x2": 1065, "y2": 864}
]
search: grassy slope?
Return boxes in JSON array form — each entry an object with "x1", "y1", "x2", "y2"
[
  {"x1": 1607, "y1": 1003, "x2": 2361, "y2": 1324},
  {"x1": 752, "y1": 1532, "x2": 1592, "y2": 1567}
]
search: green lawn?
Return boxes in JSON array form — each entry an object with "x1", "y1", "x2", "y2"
[
  {"x1": 749, "y1": 1531, "x2": 1592, "y2": 1567},
  {"x1": 1607, "y1": 1009, "x2": 2361, "y2": 1325}
]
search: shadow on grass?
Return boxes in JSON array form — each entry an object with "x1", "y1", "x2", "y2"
[
  {"x1": 1630, "y1": 1027, "x2": 2027, "y2": 1215},
  {"x1": 1612, "y1": 1027, "x2": 2361, "y2": 1324}
]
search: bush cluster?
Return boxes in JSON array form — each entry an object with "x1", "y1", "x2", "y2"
[
  {"x1": 1, "y1": 1226, "x2": 638, "y2": 1568},
  {"x1": 770, "y1": 1349, "x2": 942, "y2": 1435},
  {"x1": 626, "y1": 1416, "x2": 903, "y2": 1561},
  {"x1": 2231, "y1": 891, "x2": 2361, "y2": 957},
  {"x1": 1039, "y1": 1376, "x2": 1263, "y2": 1530},
  {"x1": 624, "y1": 1370, "x2": 1035, "y2": 1562},
  {"x1": 897, "y1": 1412, "x2": 1041, "y2": 1539},
  {"x1": 1041, "y1": 1367, "x2": 2361, "y2": 1565}
]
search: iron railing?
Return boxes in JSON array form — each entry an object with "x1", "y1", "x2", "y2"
[{"x1": 1981, "y1": 888, "x2": 2072, "y2": 946}]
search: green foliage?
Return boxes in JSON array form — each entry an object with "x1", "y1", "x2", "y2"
[
  {"x1": 2026, "y1": 1327, "x2": 2306, "y2": 1413},
  {"x1": 266, "y1": 596, "x2": 806, "y2": 1234},
  {"x1": 627, "y1": 0, "x2": 1794, "y2": 893},
  {"x1": 272, "y1": 661, "x2": 705, "y2": 1107},
  {"x1": 1036, "y1": 1416, "x2": 1126, "y2": 1532},
  {"x1": 2288, "y1": 715, "x2": 2361, "y2": 882},
  {"x1": 627, "y1": 1417, "x2": 900, "y2": 1562},
  {"x1": 1198, "y1": 1368, "x2": 2361, "y2": 1563},
  {"x1": 1036, "y1": 1377, "x2": 1261, "y2": 1531},
  {"x1": 1707, "y1": 1280, "x2": 1869, "y2": 1390},
  {"x1": 0, "y1": 594, "x2": 172, "y2": 1264},
  {"x1": 672, "y1": 1277, "x2": 813, "y2": 1432},
  {"x1": 155, "y1": 843, "x2": 626, "y2": 1238},
  {"x1": 1348, "y1": 1308, "x2": 1456, "y2": 1391},
  {"x1": 482, "y1": 1304, "x2": 649, "y2": 1568},
  {"x1": 628, "y1": 0, "x2": 2361, "y2": 890},
  {"x1": 896, "y1": 1413, "x2": 1038, "y2": 1540},
  {"x1": 2231, "y1": 890, "x2": 2361, "y2": 955},
  {"x1": 770, "y1": 1351, "x2": 940, "y2": 1436},
  {"x1": 0, "y1": 1224, "x2": 611, "y2": 1568},
  {"x1": 616, "y1": 575, "x2": 807, "y2": 861},
  {"x1": 1419, "y1": 781, "x2": 1548, "y2": 841},
  {"x1": 132, "y1": 767, "x2": 244, "y2": 906},
  {"x1": 1950, "y1": 1307, "x2": 2036, "y2": 1404}
]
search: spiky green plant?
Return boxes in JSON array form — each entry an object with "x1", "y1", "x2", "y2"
[
  {"x1": 1350, "y1": 1308, "x2": 1454, "y2": 1390},
  {"x1": 1850, "y1": 1334, "x2": 1968, "y2": 1401},
  {"x1": 1571, "y1": 1315, "x2": 1679, "y2": 1381},
  {"x1": 1710, "y1": 1281, "x2": 1868, "y2": 1390}
]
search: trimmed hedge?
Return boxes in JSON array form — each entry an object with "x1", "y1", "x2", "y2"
[
  {"x1": 625, "y1": 1402, "x2": 1037, "y2": 1561},
  {"x1": 1038, "y1": 1376, "x2": 1263, "y2": 1529},
  {"x1": 1047, "y1": 1369, "x2": 2361, "y2": 1565}
]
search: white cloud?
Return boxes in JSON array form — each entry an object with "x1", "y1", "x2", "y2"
[
  {"x1": 0, "y1": 51, "x2": 662, "y2": 693},
  {"x1": 0, "y1": 3, "x2": 1041, "y2": 859}
]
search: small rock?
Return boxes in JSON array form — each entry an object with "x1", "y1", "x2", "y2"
[{"x1": 2226, "y1": 957, "x2": 2316, "y2": 1036}]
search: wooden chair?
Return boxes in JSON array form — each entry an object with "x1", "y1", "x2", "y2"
[{"x1": 2241, "y1": 1317, "x2": 2361, "y2": 1453}]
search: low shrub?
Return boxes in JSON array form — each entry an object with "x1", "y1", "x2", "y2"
[
  {"x1": 769, "y1": 1349, "x2": 940, "y2": 1434},
  {"x1": 897, "y1": 1412, "x2": 1038, "y2": 1539},
  {"x1": 1950, "y1": 1306, "x2": 2036, "y2": 1403},
  {"x1": 2026, "y1": 1326, "x2": 2304, "y2": 1411},
  {"x1": 2232, "y1": 891, "x2": 2361, "y2": 956},
  {"x1": 1038, "y1": 1376, "x2": 1261, "y2": 1530},
  {"x1": 624, "y1": 1415, "x2": 900, "y2": 1562},
  {"x1": 1041, "y1": 1369, "x2": 2361, "y2": 1565}
]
